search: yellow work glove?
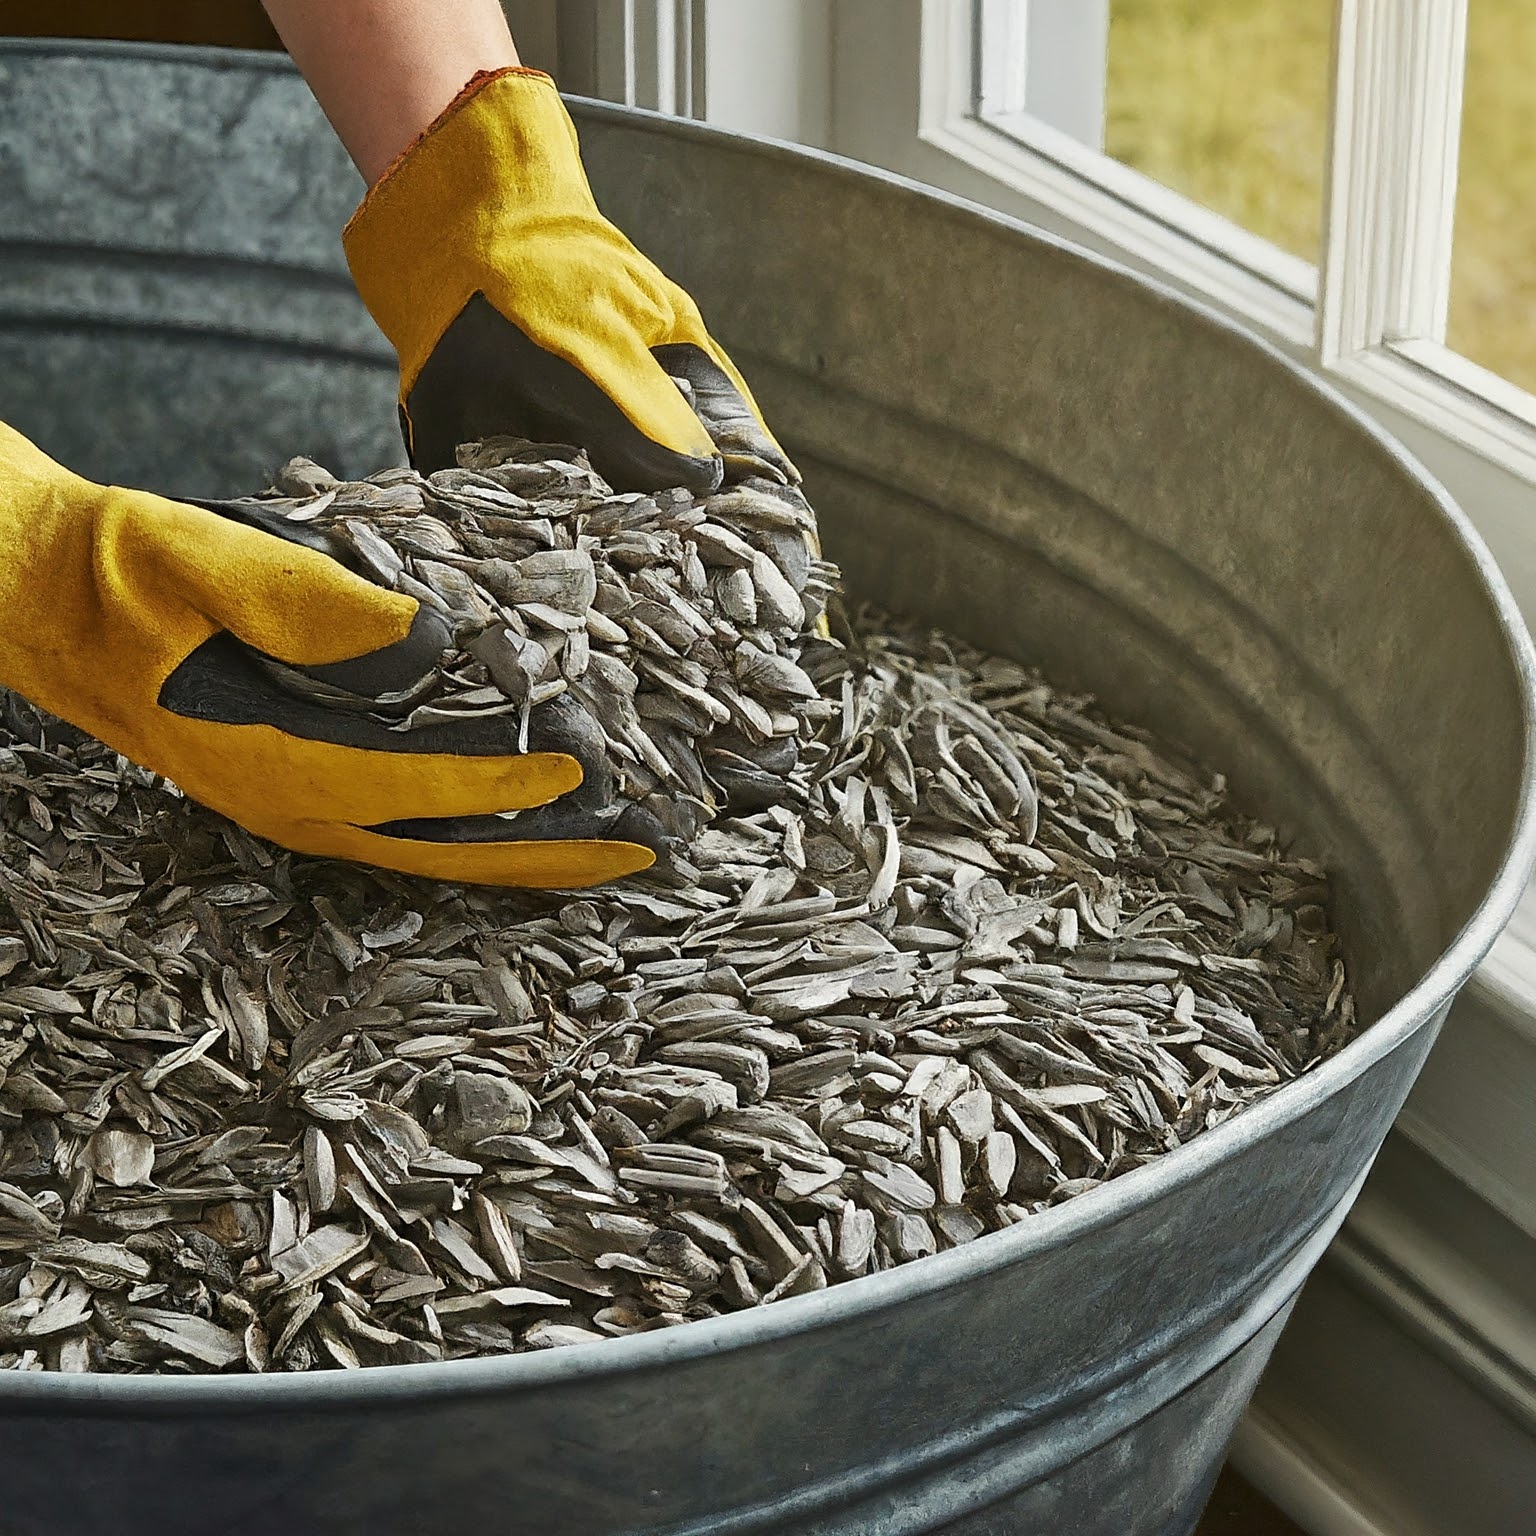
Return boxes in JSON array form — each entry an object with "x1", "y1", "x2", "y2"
[
  {"x1": 343, "y1": 67, "x2": 797, "y2": 493},
  {"x1": 0, "y1": 422, "x2": 657, "y2": 887}
]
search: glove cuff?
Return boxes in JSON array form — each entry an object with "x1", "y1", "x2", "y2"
[
  {"x1": 342, "y1": 69, "x2": 595, "y2": 396},
  {"x1": 357, "y1": 66, "x2": 556, "y2": 205}
]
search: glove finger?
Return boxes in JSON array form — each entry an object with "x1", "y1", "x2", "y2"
[
  {"x1": 304, "y1": 822, "x2": 657, "y2": 889},
  {"x1": 652, "y1": 337, "x2": 799, "y2": 486},
  {"x1": 184, "y1": 498, "x2": 458, "y2": 698},
  {"x1": 405, "y1": 292, "x2": 723, "y2": 495},
  {"x1": 162, "y1": 640, "x2": 616, "y2": 801},
  {"x1": 109, "y1": 494, "x2": 419, "y2": 670},
  {"x1": 297, "y1": 604, "x2": 455, "y2": 700},
  {"x1": 656, "y1": 340, "x2": 827, "y2": 637},
  {"x1": 367, "y1": 797, "x2": 678, "y2": 861},
  {"x1": 217, "y1": 732, "x2": 585, "y2": 826},
  {"x1": 160, "y1": 612, "x2": 459, "y2": 740},
  {"x1": 183, "y1": 496, "x2": 359, "y2": 572}
]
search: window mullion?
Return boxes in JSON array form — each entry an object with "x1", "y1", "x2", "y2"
[
  {"x1": 553, "y1": 0, "x2": 638, "y2": 106},
  {"x1": 1319, "y1": 0, "x2": 1468, "y2": 365},
  {"x1": 1407, "y1": 0, "x2": 1467, "y2": 340},
  {"x1": 629, "y1": 1, "x2": 664, "y2": 112},
  {"x1": 623, "y1": 1, "x2": 699, "y2": 117}
]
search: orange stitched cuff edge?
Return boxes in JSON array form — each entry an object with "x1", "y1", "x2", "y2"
[{"x1": 344, "y1": 66, "x2": 555, "y2": 238}]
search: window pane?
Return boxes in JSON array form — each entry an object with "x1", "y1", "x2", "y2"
[
  {"x1": 1446, "y1": 0, "x2": 1536, "y2": 392},
  {"x1": 1103, "y1": 0, "x2": 1331, "y2": 260}
]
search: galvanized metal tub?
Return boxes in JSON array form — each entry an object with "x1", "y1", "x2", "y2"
[{"x1": 0, "y1": 40, "x2": 1532, "y2": 1536}]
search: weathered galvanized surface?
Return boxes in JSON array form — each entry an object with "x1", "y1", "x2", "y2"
[
  {"x1": 0, "y1": 42, "x2": 395, "y2": 492},
  {"x1": 0, "y1": 38, "x2": 1533, "y2": 1536}
]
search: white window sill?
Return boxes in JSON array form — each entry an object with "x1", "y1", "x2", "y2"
[{"x1": 1399, "y1": 878, "x2": 1536, "y2": 1241}]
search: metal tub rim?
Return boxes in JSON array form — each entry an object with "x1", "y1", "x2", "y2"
[{"x1": 1, "y1": 39, "x2": 1533, "y2": 1412}]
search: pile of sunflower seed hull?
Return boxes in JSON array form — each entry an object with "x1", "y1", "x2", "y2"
[
  {"x1": 246, "y1": 438, "x2": 838, "y2": 851},
  {"x1": 0, "y1": 505, "x2": 1357, "y2": 1378}
]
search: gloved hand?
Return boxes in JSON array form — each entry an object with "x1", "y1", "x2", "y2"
[
  {"x1": 342, "y1": 67, "x2": 797, "y2": 493},
  {"x1": 0, "y1": 421, "x2": 656, "y2": 887}
]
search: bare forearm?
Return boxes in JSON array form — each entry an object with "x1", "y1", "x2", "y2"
[{"x1": 261, "y1": 0, "x2": 520, "y2": 185}]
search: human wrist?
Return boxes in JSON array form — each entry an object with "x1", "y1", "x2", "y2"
[{"x1": 261, "y1": 0, "x2": 522, "y2": 185}]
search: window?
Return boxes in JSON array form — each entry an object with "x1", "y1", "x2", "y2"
[{"x1": 968, "y1": 4, "x2": 1490, "y2": 382}]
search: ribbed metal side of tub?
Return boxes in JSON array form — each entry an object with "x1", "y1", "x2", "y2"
[{"x1": 0, "y1": 41, "x2": 1532, "y2": 1536}]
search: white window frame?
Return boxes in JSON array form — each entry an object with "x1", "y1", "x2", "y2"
[
  {"x1": 530, "y1": 0, "x2": 702, "y2": 118},
  {"x1": 977, "y1": 0, "x2": 1109, "y2": 152},
  {"x1": 967, "y1": 1, "x2": 1536, "y2": 475}
]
